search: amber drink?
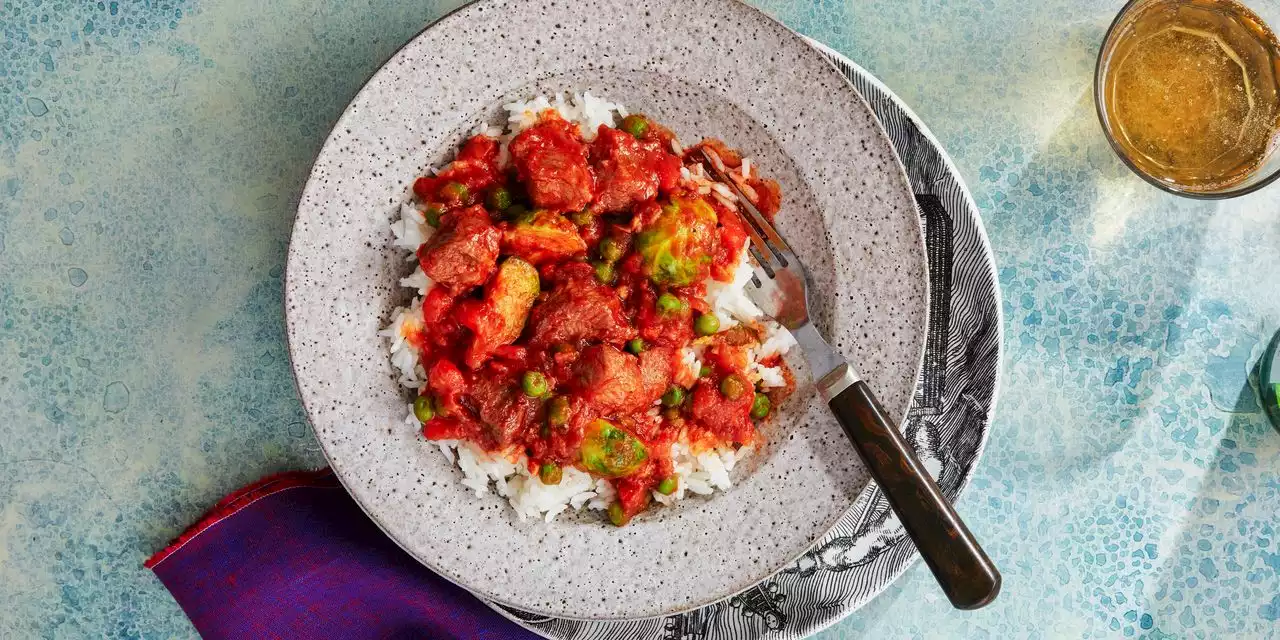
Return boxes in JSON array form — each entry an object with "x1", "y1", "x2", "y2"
[{"x1": 1097, "y1": 0, "x2": 1280, "y2": 196}]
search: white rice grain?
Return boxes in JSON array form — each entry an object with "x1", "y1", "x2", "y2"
[
  {"x1": 390, "y1": 202, "x2": 433, "y2": 250},
  {"x1": 399, "y1": 266, "x2": 433, "y2": 296},
  {"x1": 711, "y1": 182, "x2": 737, "y2": 201},
  {"x1": 704, "y1": 147, "x2": 726, "y2": 173},
  {"x1": 756, "y1": 321, "x2": 798, "y2": 360},
  {"x1": 712, "y1": 194, "x2": 736, "y2": 213}
]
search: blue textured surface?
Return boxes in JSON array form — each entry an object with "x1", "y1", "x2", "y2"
[{"x1": 0, "y1": 1, "x2": 1277, "y2": 637}]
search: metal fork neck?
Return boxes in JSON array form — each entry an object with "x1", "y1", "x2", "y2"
[
  {"x1": 817, "y1": 363, "x2": 861, "y2": 402},
  {"x1": 792, "y1": 322, "x2": 861, "y2": 400}
]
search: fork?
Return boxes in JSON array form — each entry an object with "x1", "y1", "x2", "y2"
[{"x1": 700, "y1": 149, "x2": 1001, "y2": 610}]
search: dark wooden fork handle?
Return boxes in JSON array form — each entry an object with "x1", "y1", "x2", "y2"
[{"x1": 828, "y1": 379, "x2": 1001, "y2": 609}]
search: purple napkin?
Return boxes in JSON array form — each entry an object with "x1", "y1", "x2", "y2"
[{"x1": 146, "y1": 469, "x2": 540, "y2": 640}]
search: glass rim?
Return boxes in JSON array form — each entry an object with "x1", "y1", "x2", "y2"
[{"x1": 1093, "y1": 0, "x2": 1280, "y2": 200}]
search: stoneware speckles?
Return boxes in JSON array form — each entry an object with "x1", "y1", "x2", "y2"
[{"x1": 284, "y1": 0, "x2": 928, "y2": 620}]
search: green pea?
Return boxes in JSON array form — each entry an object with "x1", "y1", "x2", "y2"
[
  {"x1": 656, "y1": 292, "x2": 685, "y2": 315},
  {"x1": 570, "y1": 209, "x2": 594, "y2": 226},
  {"x1": 547, "y1": 396, "x2": 570, "y2": 426},
  {"x1": 625, "y1": 338, "x2": 645, "y2": 355},
  {"x1": 661, "y1": 407, "x2": 683, "y2": 423},
  {"x1": 522, "y1": 371, "x2": 549, "y2": 398},
  {"x1": 440, "y1": 181, "x2": 469, "y2": 204},
  {"x1": 699, "y1": 365, "x2": 712, "y2": 378},
  {"x1": 608, "y1": 502, "x2": 629, "y2": 527},
  {"x1": 656, "y1": 476, "x2": 677, "y2": 495},
  {"x1": 750, "y1": 392, "x2": 772, "y2": 419},
  {"x1": 539, "y1": 462, "x2": 563, "y2": 485},
  {"x1": 719, "y1": 374, "x2": 747, "y2": 400},
  {"x1": 424, "y1": 203, "x2": 445, "y2": 228},
  {"x1": 413, "y1": 395, "x2": 435, "y2": 423},
  {"x1": 660, "y1": 386, "x2": 685, "y2": 408},
  {"x1": 599, "y1": 236, "x2": 625, "y2": 263},
  {"x1": 486, "y1": 186, "x2": 513, "y2": 212},
  {"x1": 694, "y1": 313, "x2": 720, "y2": 336},
  {"x1": 593, "y1": 260, "x2": 616, "y2": 285},
  {"x1": 506, "y1": 203, "x2": 532, "y2": 223},
  {"x1": 621, "y1": 114, "x2": 650, "y2": 139}
]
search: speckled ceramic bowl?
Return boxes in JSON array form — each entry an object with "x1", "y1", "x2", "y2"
[{"x1": 285, "y1": 0, "x2": 927, "y2": 621}]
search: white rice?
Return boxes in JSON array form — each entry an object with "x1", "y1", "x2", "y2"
[
  {"x1": 390, "y1": 202, "x2": 432, "y2": 250},
  {"x1": 399, "y1": 266, "x2": 433, "y2": 296},
  {"x1": 381, "y1": 93, "x2": 796, "y2": 523},
  {"x1": 380, "y1": 298, "x2": 428, "y2": 388},
  {"x1": 503, "y1": 92, "x2": 628, "y2": 142}
]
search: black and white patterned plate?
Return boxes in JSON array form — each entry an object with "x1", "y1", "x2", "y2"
[{"x1": 484, "y1": 42, "x2": 1004, "y2": 639}]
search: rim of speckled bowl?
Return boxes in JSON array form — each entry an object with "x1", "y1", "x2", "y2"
[{"x1": 284, "y1": 0, "x2": 928, "y2": 621}]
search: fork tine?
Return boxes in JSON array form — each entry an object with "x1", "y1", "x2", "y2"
[
  {"x1": 746, "y1": 242, "x2": 775, "y2": 279},
  {"x1": 735, "y1": 204, "x2": 780, "y2": 273},
  {"x1": 698, "y1": 149, "x2": 795, "y2": 263},
  {"x1": 729, "y1": 191, "x2": 770, "y2": 252}
]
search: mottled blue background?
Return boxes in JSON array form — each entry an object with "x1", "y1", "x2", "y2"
[{"x1": 1, "y1": 1, "x2": 1278, "y2": 638}]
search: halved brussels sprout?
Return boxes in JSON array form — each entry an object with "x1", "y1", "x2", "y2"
[
  {"x1": 501, "y1": 210, "x2": 588, "y2": 265},
  {"x1": 463, "y1": 257, "x2": 540, "y2": 368},
  {"x1": 634, "y1": 198, "x2": 717, "y2": 286},
  {"x1": 580, "y1": 419, "x2": 648, "y2": 477},
  {"x1": 484, "y1": 257, "x2": 539, "y2": 344}
]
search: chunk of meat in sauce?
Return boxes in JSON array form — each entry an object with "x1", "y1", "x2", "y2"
[
  {"x1": 421, "y1": 358, "x2": 482, "y2": 442},
  {"x1": 589, "y1": 126, "x2": 681, "y2": 214},
  {"x1": 572, "y1": 344, "x2": 646, "y2": 415},
  {"x1": 525, "y1": 267, "x2": 636, "y2": 348},
  {"x1": 417, "y1": 205, "x2": 500, "y2": 293},
  {"x1": 637, "y1": 346, "x2": 676, "y2": 406},
  {"x1": 689, "y1": 376, "x2": 755, "y2": 446},
  {"x1": 509, "y1": 113, "x2": 594, "y2": 212},
  {"x1": 467, "y1": 367, "x2": 540, "y2": 448}
]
